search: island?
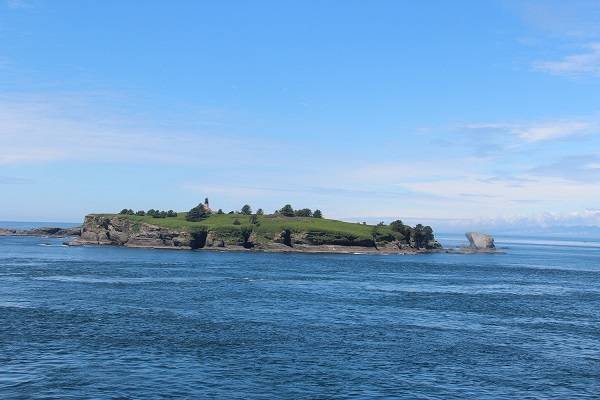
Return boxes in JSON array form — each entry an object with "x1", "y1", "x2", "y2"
[{"x1": 67, "y1": 199, "x2": 443, "y2": 254}]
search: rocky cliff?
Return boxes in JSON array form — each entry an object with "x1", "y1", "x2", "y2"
[{"x1": 70, "y1": 215, "x2": 196, "y2": 249}]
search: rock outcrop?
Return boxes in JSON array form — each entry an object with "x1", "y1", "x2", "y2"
[
  {"x1": 465, "y1": 232, "x2": 495, "y2": 250},
  {"x1": 0, "y1": 226, "x2": 81, "y2": 237},
  {"x1": 0, "y1": 228, "x2": 17, "y2": 236},
  {"x1": 70, "y1": 215, "x2": 196, "y2": 249}
]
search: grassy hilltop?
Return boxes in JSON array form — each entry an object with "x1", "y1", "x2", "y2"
[{"x1": 101, "y1": 212, "x2": 394, "y2": 242}]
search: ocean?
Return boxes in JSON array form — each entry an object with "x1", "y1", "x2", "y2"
[{"x1": 1, "y1": 226, "x2": 599, "y2": 399}]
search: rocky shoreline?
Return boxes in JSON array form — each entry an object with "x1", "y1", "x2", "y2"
[{"x1": 1, "y1": 215, "x2": 498, "y2": 256}]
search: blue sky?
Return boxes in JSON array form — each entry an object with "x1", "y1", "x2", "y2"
[{"x1": 1, "y1": 0, "x2": 600, "y2": 231}]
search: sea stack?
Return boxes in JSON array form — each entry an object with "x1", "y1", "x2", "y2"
[{"x1": 465, "y1": 232, "x2": 495, "y2": 250}]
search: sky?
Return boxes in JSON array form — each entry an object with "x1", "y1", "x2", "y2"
[{"x1": 1, "y1": 0, "x2": 600, "y2": 232}]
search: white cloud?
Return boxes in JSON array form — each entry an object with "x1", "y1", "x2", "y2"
[
  {"x1": 461, "y1": 119, "x2": 594, "y2": 143},
  {"x1": 534, "y1": 43, "x2": 600, "y2": 76},
  {"x1": 516, "y1": 120, "x2": 591, "y2": 142}
]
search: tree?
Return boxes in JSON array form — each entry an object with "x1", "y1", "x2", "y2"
[
  {"x1": 167, "y1": 210, "x2": 177, "y2": 217},
  {"x1": 389, "y1": 220, "x2": 404, "y2": 232},
  {"x1": 241, "y1": 204, "x2": 252, "y2": 215},
  {"x1": 313, "y1": 209, "x2": 323, "y2": 219},
  {"x1": 217, "y1": 209, "x2": 224, "y2": 214},
  {"x1": 127, "y1": 209, "x2": 135, "y2": 215},
  {"x1": 228, "y1": 211, "x2": 234, "y2": 214},
  {"x1": 136, "y1": 210, "x2": 145, "y2": 216},
  {"x1": 424, "y1": 226, "x2": 434, "y2": 241},
  {"x1": 280, "y1": 204, "x2": 295, "y2": 217},
  {"x1": 119, "y1": 209, "x2": 129, "y2": 215},
  {"x1": 186, "y1": 203, "x2": 211, "y2": 222},
  {"x1": 411, "y1": 224, "x2": 434, "y2": 248},
  {"x1": 390, "y1": 220, "x2": 411, "y2": 243},
  {"x1": 256, "y1": 208, "x2": 264, "y2": 215},
  {"x1": 295, "y1": 208, "x2": 312, "y2": 217}
]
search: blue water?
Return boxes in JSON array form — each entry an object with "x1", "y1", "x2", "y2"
[{"x1": 1, "y1": 232, "x2": 599, "y2": 399}]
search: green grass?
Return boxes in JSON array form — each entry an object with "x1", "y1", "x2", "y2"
[{"x1": 96, "y1": 212, "x2": 395, "y2": 241}]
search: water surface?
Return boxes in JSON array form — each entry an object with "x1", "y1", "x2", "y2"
[{"x1": 1, "y1": 233, "x2": 599, "y2": 399}]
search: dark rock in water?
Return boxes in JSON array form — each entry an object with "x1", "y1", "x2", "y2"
[
  {"x1": 0, "y1": 226, "x2": 81, "y2": 237},
  {"x1": 465, "y1": 232, "x2": 495, "y2": 250},
  {"x1": 25, "y1": 227, "x2": 81, "y2": 237}
]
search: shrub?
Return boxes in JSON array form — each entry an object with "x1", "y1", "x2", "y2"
[
  {"x1": 136, "y1": 210, "x2": 145, "y2": 216},
  {"x1": 256, "y1": 208, "x2": 264, "y2": 215},
  {"x1": 241, "y1": 204, "x2": 252, "y2": 215},
  {"x1": 313, "y1": 209, "x2": 323, "y2": 218},
  {"x1": 217, "y1": 209, "x2": 224, "y2": 214},
  {"x1": 186, "y1": 203, "x2": 211, "y2": 222},
  {"x1": 153, "y1": 211, "x2": 167, "y2": 218},
  {"x1": 119, "y1": 209, "x2": 129, "y2": 215},
  {"x1": 228, "y1": 211, "x2": 235, "y2": 214},
  {"x1": 280, "y1": 204, "x2": 295, "y2": 217},
  {"x1": 371, "y1": 226, "x2": 396, "y2": 243},
  {"x1": 281, "y1": 229, "x2": 292, "y2": 247},
  {"x1": 295, "y1": 208, "x2": 312, "y2": 217},
  {"x1": 240, "y1": 226, "x2": 253, "y2": 248},
  {"x1": 304, "y1": 231, "x2": 370, "y2": 246},
  {"x1": 249, "y1": 214, "x2": 258, "y2": 225},
  {"x1": 167, "y1": 210, "x2": 177, "y2": 217},
  {"x1": 233, "y1": 219, "x2": 241, "y2": 225}
]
